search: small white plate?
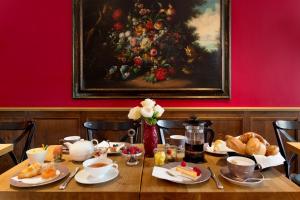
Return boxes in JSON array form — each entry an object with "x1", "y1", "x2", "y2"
[
  {"x1": 96, "y1": 142, "x2": 125, "y2": 154},
  {"x1": 205, "y1": 142, "x2": 233, "y2": 156},
  {"x1": 220, "y1": 167, "x2": 264, "y2": 187},
  {"x1": 75, "y1": 168, "x2": 119, "y2": 184}
]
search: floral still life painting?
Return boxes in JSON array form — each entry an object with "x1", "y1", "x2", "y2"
[{"x1": 73, "y1": 0, "x2": 230, "y2": 98}]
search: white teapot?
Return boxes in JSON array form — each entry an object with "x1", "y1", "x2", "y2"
[{"x1": 64, "y1": 139, "x2": 98, "y2": 161}]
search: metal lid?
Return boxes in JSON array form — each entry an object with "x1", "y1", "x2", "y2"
[{"x1": 183, "y1": 116, "x2": 212, "y2": 127}]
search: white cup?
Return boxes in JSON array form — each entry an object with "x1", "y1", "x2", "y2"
[
  {"x1": 83, "y1": 157, "x2": 118, "y2": 178},
  {"x1": 26, "y1": 148, "x2": 48, "y2": 164},
  {"x1": 227, "y1": 156, "x2": 261, "y2": 179},
  {"x1": 60, "y1": 136, "x2": 81, "y2": 144},
  {"x1": 170, "y1": 135, "x2": 187, "y2": 147}
]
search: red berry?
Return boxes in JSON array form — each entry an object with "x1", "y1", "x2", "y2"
[
  {"x1": 130, "y1": 148, "x2": 135, "y2": 154},
  {"x1": 192, "y1": 167, "x2": 201, "y2": 176},
  {"x1": 181, "y1": 161, "x2": 187, "y2": 167},
  {"x1": 167, "y1": 149, "x2": 172, "y2": 155}
]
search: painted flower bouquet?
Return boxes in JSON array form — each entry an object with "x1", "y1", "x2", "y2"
[
  {"x1": 128, "y1": 98, "x2": 164, "y2": 125},
  {"x1": 105, "y1": 0, "x2": 195, "y2": 83}
]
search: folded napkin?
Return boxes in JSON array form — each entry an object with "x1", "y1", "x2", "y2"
[
  {"x1": 152, "y1": 166, "x2": 186, "y2": 182},
  {"x1": 253, "y1": 153, "x2": 285, "y2": 169}
]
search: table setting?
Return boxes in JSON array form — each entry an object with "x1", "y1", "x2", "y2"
[{"x1": 0, "y1": 99, "x2": 299, "y2": 200}]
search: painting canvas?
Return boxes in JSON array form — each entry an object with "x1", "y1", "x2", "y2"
[{"x1": 73, "y1": 0, "x2": 230, "y2": 98}]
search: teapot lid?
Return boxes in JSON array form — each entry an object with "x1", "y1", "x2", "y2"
[{"x1": 183, "y1": 116, "x2": 212, "y2": 127}]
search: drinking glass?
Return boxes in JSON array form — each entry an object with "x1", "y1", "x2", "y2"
[
  {"x1": 154, "y1": 147, "x2": 166, "y2": 166},
  {"x1": 165, "y1": 145, "x2": 177, "y2": 162}
]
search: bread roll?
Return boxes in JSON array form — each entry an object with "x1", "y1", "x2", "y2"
[
  {"x1": 246, "y1": 138, "x2": 266, "y2": 155},
  {"x1": 266, "y1": 145, "x2": 279, "y2": 156},
  {"x1": 239, "y1": 132, "x2": 254, "y2": 143},
  {"x1": 213, "y1": 140, "x2": 226, "y2": 152},
  {"x1": 226, "y1": 137, "x2": 246, "y2": 154}
]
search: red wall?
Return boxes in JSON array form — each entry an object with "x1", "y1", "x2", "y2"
[{"x1": 0, "y1": 0, "x2": 300, "y2": 107}]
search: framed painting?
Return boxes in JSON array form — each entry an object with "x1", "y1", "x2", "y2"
[{"x1": 73, "y1": 0, "x2": 231, "y2": 98}]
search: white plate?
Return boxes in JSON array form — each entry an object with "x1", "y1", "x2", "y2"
[
  {"x1": 107, "y1": 142, "x2": 125, "y2": 154},
  {"x1": 220, "y1": 167, "x2": 264, "y2": 187},
  {"x1": 96, "y1": 142, "x2": 125, "y2": 154},
  {"x1": 10, "y1": 164, "x2": 69, "y2": 188},
  {"x1": 205, "y1": 142, "x2": 233, "y2": 155},
  {"x1": 160, "y1": 162, "x2": 211, "y2": 184},
  {"x1": 75, "y1": 167, "x2": 119, "y2": 184},
  {"x1": 205, "y1": 148, "x2": 228, "y2": 155}
]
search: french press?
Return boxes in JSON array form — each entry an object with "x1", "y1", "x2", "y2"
[{"x1": 183, "y1": 116, "x2": 215, "y2": 163}]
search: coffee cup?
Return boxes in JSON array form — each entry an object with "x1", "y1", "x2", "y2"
[
  {"x1": 83, "y1": 157, "x2": 118, "y2": 177},
  {"x1": 59, "y1": 136, "x2": 81, "y2": 147},
  {"x1": 227, "y1": 156, "x2": 262, "y2": 179},
  {"x1": 169, "y1": 135, "x2": 187, "y2": 148}
]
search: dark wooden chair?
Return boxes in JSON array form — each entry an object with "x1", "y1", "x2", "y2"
[
  {"x1": 83, "y1": 121, "x2": 141, "y2": 143},
  {"x1": 0, "y1": 121, "x2": 35, "y2": 164},
  {"x1": 273, "y1": 120, "x2": 300, "y2": 186},
  {"x1": 156, "y1": 120, "x2": 184, "y2": 144},
  {"x1": 157, "y1": 119, "x2": 215, "y2": 145}
]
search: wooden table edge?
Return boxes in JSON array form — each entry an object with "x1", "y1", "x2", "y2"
[
  {"x1": 0, "y1": 144, "x2": 13, "y2": 156},
  {"x1": 286, "y1": 142, "x2": 300, "y2": 155}
]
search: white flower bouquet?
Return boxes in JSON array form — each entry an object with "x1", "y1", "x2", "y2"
[{"x1": 128, "y1": 98, "x2": 164, "y2": 125}]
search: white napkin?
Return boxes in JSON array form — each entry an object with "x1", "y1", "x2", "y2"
[
  {"x1": 152, "y1": 166, "x2": 185, "y2": 182},
  {"x1": 253, "y1": 153, "x2": 285, "y2": 169}
]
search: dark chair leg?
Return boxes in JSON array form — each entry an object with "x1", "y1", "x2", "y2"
[{"x1": 9, "y1": 152, "x2": 18, "y2": 165}]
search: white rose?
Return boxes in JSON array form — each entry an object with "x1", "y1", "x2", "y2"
[
  {"x1": 125, "y1": 31, "x2": 131, "y2": 37},
  {"x1": 119, "y1": 32, "x2": 125, "y2": 38},
  {"x1": 141, "y1": 98, "x2": 156, "y2": 108},
  {"x1": 128, "y1": 106, "x2": 141, "y2": 120},
  {"x1": 140, "y1": 106, "x2": 154, "y2": 118},
  {"x1": 154, "y1": 104, "x2": 164, "y2": 117}
]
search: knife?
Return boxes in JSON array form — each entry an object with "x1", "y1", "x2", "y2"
[
  {"x1": 208, "y1": 167, "x2": 224, "y2": 189},
  {"x1": 59, "y1": 167, "x2": 79, "y2": 190}
]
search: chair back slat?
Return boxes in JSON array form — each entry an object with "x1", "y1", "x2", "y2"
[
  {"x1": 273, "y1": 120, "x2": 299, "y2": 178},
  {"x1": 83, "y1": 121, "x2": 140, "y2": 142},
  {"x1": 0, "y1": 121, "x2": 35, "y2": 164}
]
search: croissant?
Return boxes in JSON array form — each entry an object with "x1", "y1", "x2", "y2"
[
  {"x1": 239, "y1": 132, "x2": 269, "y2": 146},
  {"x1": 246, "y1": 138, "x2": 266, "y2": 155},
  {"x1": 18, "y1": 163, "x2": 42, "y2": 179},
  {"x1": 226, "y1": 137, "x2": 246, "y2": 154}
]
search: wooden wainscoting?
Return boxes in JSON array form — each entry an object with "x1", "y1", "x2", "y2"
[{"x1": 0, "y1": 107, "x2": 299, "y2": 174}]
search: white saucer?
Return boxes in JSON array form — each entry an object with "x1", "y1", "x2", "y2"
[
  {"x1": 75, "y1": 168, "x2": 119, "y2": 184},
  {"x1": 220, "y1": 167, "x2": 264, "y2": 187}
]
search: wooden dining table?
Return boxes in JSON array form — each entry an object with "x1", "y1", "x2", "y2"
[
  {"x1": 0, "y1": 144, "x2": 299, "y2": 200},
  {"x1": 0, "y1": 145, "x2": 144, "y2": 200},
  {"x1": 0, "y1": 143, "x2": 13, "y2": 157},
  {"x1": 287, "y1": 142, "x2": 300, "y2": 155}
]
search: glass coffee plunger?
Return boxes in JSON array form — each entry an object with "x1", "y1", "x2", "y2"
[{"x1": 183, "y1": 116, "x2": 214, "y2": 163}]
